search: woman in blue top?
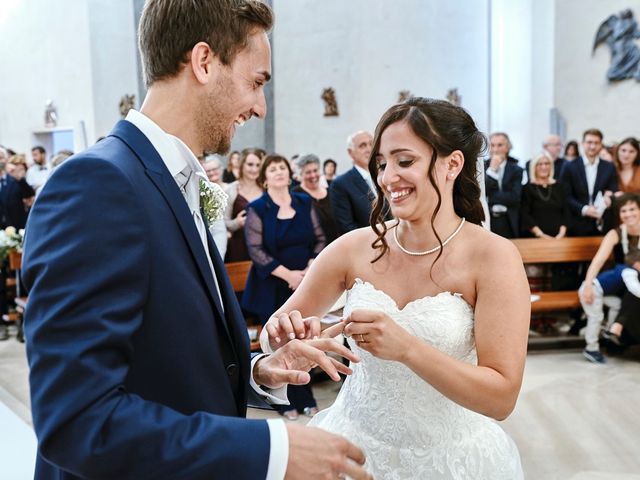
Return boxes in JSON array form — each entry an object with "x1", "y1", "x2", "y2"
[{"x1": 242, "y1": 154, "x2": 326, "y2": 419}]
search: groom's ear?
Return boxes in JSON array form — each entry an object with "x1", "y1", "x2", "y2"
[{"x1": 189, "y1": 41, "x2": 219, "y2": 85}]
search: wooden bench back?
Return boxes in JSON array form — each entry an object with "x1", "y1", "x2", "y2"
[
  {"x1": 224, "y1": 261, "x2": 252, "y2": 293},
  {"x1": 511, "y1": 237, "x2": 603, "y2": 264}
]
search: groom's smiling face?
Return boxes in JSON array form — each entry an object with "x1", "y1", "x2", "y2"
[{"x1": 201, "y1": 30, "x2": 272, "y2": 155}]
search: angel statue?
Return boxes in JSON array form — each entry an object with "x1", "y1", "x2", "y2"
[
  {"x1": 119, "y1": 94, "x2": 136, "y2": 118},
  {"x1": 593, "y1": 9, "x2": 640, "y2": 82}
]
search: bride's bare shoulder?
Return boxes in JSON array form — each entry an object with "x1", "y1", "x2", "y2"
[{"x1": 462, "y1": 223, "x2": 523, "y2": 273}]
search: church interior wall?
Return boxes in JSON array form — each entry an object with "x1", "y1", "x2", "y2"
[
  {"x1": 555, "y1": 0, "x2": 640, "y2": 147},
  {"x1": 272, "y1": 0, "x2": 490, "y2": 173}
]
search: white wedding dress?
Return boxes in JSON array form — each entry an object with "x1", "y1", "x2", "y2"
[{"x1": 309, "y1": 279, "x2": 523, "y2": 479}]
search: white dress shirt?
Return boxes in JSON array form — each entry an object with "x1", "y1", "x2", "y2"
[
  {"x1": 26, "y1": 164, "x2": 50, "y2": 189},
  {"x1": 485, "y1": 160, "x2": 508, "y2": 213},
  {"x1": 581, "y1": 156, "x2": 600, "y2": 216},
  {"x1": 125, "y1": 110, "x2": 288, "y2": 480}
]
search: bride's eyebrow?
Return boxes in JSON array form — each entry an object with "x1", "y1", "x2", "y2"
[{"x1": 389, "y1": 148, "x2": 415, "y2": 155}]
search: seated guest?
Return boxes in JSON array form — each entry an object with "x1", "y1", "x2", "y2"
[
  {"x1": 614, "y1": 137, "x2": 640, "y2": 194},
  {"x1": 521, "y1": 153, "x2": 569, "y2": 238},
  {"x1": 293, "y1": 154, "x2": 340, "y2": 243},
  {"x1": 242, "y1": 154, "x2": 325, "y2": 420},
  {"x1": 485, "y1": 132, "x2": 523, "y2": 238},
  {"x1": 604, "y1": 283, "x2": 640, "y2": 347},
  {"x1": 564, "y1": 140, "x2": 579, "y2": 162},
  {"x1": 579, "y1": 193, "x2": 640, "y2": 363},
  {"x1": 222, "y1": 150, "x2": 240, "y2": 183},
  {"x1": 330, "y1": 130, "x2": 375, "y2": 234},
  {"x1": 321, "y1": 158, "x2": 337, "y2": 187},
  {"x1": 223, "y1": 148, "x2": 263, "y2": 262},
  {"x1": 560, "y1": 128, "x2": 618, "y2": 236}
]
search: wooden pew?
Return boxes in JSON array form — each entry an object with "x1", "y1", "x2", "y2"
[
  {"x1": 511, "y1": 237, "x2": 603, "y2": 314},
  {"x1": 224, "y1": 260, "x2": 261, "y2": 351}
]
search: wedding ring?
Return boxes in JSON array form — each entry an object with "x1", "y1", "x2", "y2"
[{"x1": 358, "y1": 334, "x2": 365, "y2": 343}]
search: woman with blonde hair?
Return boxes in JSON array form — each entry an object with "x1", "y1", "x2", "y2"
[{"x1": 520, "y1": 152, "x2": 569, "y2": 238}]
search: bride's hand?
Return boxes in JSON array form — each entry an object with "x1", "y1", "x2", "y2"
[
  {"x1": 343, "y1": 309, "x2": 413, "y2": 362},
  {"x1": 263, "y1": 310, "x2": 323, "y2": 352}
]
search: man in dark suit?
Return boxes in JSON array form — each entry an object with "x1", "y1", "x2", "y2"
[
  {"x1": 559, "y1": 128, "x2": 618, "y2": 236},
  {"x1": 0, "y1": 157, "x2": 35, "y2": 230},
  {"x1": 485, "y1": 132, "x2": 523, "y2": 238},
  {"x1": 23, "y1": 2, "x2": 370, "y2": 479},
  {"x1": 330, "y1": 130, "x2": 376, "y2": 233}
]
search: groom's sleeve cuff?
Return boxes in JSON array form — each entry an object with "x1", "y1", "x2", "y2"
[
  {"x1": 265, "y1": 419, "x2": 289, "y2": 480},
  {"x1": 250, "y1": 354, "x2": 289, "y2": 405}
]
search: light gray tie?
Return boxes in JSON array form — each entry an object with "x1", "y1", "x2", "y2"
[{"x1": 175, "y1": 166, "x2": 224, "y2": 310}]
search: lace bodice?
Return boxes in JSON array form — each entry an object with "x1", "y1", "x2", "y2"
[{"x1": 309, "y1": 279, "x2": 523, "y2": 479}]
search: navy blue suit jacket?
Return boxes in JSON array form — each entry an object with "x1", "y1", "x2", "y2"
[
  {"x1": 0, "y1": 174, "x2": 34, "y2": 229},
  {"x1": 559, "y1": 157, "x2": 618, "y2": 236},
  {"x1": 484, "y1": 159, "x2": 523, "y2": 236},
  {"x1": 329, "y1": 166, "x2": 375, "y2": 233},
  {"x1": 23, "y1": 121, "x2": 270, "y2": 479}
]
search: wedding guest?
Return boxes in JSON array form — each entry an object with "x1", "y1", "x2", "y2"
[
  {"x1": 579, "y1": 193, "x2": 640, "y2": 363},
  {"x1": 485, "y1": 132, "x2": 523, "y2": 238},
  {"x1": 559, "y1": 129, "x2": 618, "y2": 236},
  {"x1": 242, "y1": 154, "x2": 326, "y2": 420},
  {"x1": 521, "y1": 153, "x2": 569, "y2": 238},
  {"x1": 330, "y1": 130, "x2": 376, "y2": 234},
  {"x1": 204, "y1": 156, "x2": 226, "y2": 187},
  {"x1": 614, "y1": 137, "x2": 640, "y2": 194},
  {"x1": 7, "y1": 154, "x2": 28, "y2": 181},
  {"x1": 564, "y1": 140, "x2": 579, "y2": 162},
  {"x1": 26, "y1": 145, "x2": 49, "y2": 190},
  {"x1": 222, "y1": 150, "x2": 240, "y2": 183},
  {"x1": 321, "y1": 158, "x2": 337, "y2": 187},
  {"x1": 224, "y1": 148, "x2": 263, "y2": 262},
  {"x1": 293, "y1": 154, "x2": 340, "y2": 243}
]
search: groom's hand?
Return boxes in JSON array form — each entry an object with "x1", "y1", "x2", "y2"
[
  {"x1": 285, "y1": 424, "x2": 373, "y2": 480},
  {"x1": 253, "y1": 338, "x2": 360, "y2": 390}
]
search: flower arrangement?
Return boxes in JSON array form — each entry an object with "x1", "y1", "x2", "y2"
[
  {"x1": 198, "y1": 174, "x2": 228, "y2": 224},
  {"x1": 0, "y1": 227, "x2": 25, "y2": 262}
]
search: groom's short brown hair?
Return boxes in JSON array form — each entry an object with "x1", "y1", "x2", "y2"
[{"x1": 139, "y1": 0, "x2": 273, "y2": 87}]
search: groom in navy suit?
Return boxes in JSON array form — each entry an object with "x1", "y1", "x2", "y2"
[{"x1": 23, "y1": 1, "x2": 370, "y2": 479}]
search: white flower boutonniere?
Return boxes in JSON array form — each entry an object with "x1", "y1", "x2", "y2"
[{"x1": 198, "y1": 174, "x2": 228, "y2": 224}]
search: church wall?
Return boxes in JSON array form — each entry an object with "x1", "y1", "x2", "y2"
[
  {"x1": 555, "y1": 0, "x2": 640, "y2": 147},
  {"x1": 0, "y1": 0, "x2": 138, "y2": 158},
  {"x1": 272, "y1": 0, "x2": 490, "y2": 173}
]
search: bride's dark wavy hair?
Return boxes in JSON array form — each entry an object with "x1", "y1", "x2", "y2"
[{"x1": 368, "y1": 97, "x2": 487, "y2": 263}]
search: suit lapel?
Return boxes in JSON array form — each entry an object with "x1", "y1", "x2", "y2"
[
  {"x1": 110, "y1": 121, "x2": 226, "y2": 323},
  {"x1": 576, "y1": 159, "x2": 590, "y2": 200},
  {"x1": 594, "y1": 160, "x2": 608, "y2": 197},
  {"x1": 351, "y1": 168, "x2": 374, "y2": 200}
]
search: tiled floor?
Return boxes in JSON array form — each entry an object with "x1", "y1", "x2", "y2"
[{"x1": 2, "y1": 328, "x2": 639, "y2": 479}]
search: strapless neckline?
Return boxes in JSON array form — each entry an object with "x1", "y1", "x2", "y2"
[{"x1": 349, "y1": 277, "x2": 473, "y2": 312}]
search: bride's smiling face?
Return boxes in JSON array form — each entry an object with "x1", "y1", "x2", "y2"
[{"x1": 375, "y1": 121, "x2": 450, "y2": 221}]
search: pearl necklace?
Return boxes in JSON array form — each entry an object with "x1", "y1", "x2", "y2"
[{"x1": 393, "y1": 217, "x2": 466, "y2": 256}]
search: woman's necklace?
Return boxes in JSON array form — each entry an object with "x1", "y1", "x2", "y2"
[
  {"x1": 535, "y1": 183, "x2": 552, "y2": 202},
  {"x1": 393, "y1": 217, "x2": 466, "y2": 256}
]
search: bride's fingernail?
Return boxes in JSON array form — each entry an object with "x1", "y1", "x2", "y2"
[
  {"x1": 298, "y1": 333, "x2": 305, "y2": 338},
  {"x1": 288, "y1": 333, "x2": 296, "y2": 340},
  {"x1": 313, "y1": 335, "x2": 318, "y2": 340}
]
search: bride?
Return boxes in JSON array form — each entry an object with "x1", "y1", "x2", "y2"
[{"x1": 261, "y1": 97, "x2": 529, "y2": 479}]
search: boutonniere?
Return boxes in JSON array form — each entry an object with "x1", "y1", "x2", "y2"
[{"x1": 197, "y1": 173, "x2": 228, "y2": 224}]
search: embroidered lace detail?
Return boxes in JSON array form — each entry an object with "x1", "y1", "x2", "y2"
[{"x1": 309, "y1": 279, "x2": 523, "y2": 479}]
